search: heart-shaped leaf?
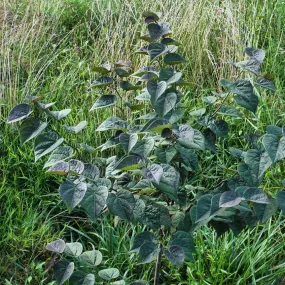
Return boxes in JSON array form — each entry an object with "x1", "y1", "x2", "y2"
[
  {"x1": 106, "y1": 190, "x2": 136, "y2": 221},
  {"x1": 34, "y1": 132, "x2": 64, "y2": 162},
  {"x1": 256, "y1": 77, "x2": 276, "y2": 92},
  {"x1": 49, "y1": 109, "x2": 71, "y2": 120},
  {"x1": 81, "y1": 185, "x2": 108, "y2": 220},
  {"x1": 7, "y1": 104, "x2": 32, "y2": 123},
  {"x1": 90, "y1": 95, "x2": 116, "y2": 111},
  {"x1": 46, "y1": 161, "x2": 70, "y2": 175},
  {"x1": 93, "y1": 63, "x2": 111, "y2": 74},
  {"x1": 141, "y1": 164, "x2": 163, "y2": 184},
  {"x1": 276, "y1": 190, "x2": 285, "y2": 213},
  {"x1": 219, "y1": 191, "x2": 242, "y2": 207},
  {"x1": 147, "y1": 80, "x2": 167, "y2": 105},
  {"x1": 59, "y1": 180, "x2": 87, "y2": 210},
  {"x1": 164, "y1": 53, "x2": 186, "y2": 65},
  {"x1": 98, "y1": 268, "x2": 120, "y2": 281},
  {"x1": 164, "y1": 245, "x2": 184, "y2": 266},
  {"x1": 64, "y1": 121, "x2": 87, "y2": 134},
  {"x1": 64, "y1": 242, "x2": 83, "y2": 257},
  {"x1": 148, "y1": 43, "x2": 167, "y2": 61},
  {"x1": 169, "y1": 231, "x2": 195, "y2": 262},
  {"x1": 244, "y1": 187, "x2": 271, "y2": 204},
  {"x1": 44, "y1": 146, "x2": 73, "y2": 168},
  {"x1": 153, "y1": 92, "x2": 177, "y2": 117},
  {"x1": 148, "y1": 22, "x2": 170, "y2": 40},
  {"x1": 245, "y1": 47, "x2": 265, "y2": 62},
  {"x1": 196, "y1": 194, "x2": 212, "y2": 222},
  {"x1": 130, "y1": 232, "x2": 157, "y2": 252},
  {"x1": 69, "y1": 271, "x2": 95, "y2": 285},
  {"x1": 119, "y1": 133, "x2": 138, "y2": 154},
  {"x1": 79, "y1": 249, "x2": 103, "y2": 267},
  {"x1": 115, "y1": 155, "x2": 145, "y2": 171},
  {"x1": 91, "y1": 76, "x2": 113, "y2": 87},
  {"x1": 96, "y1": 117, "x2": 128, "y2": 131},
  {"x1": 262, "y1": 134, "x2": 285, "y2": 163},
  {"x1": 46, "y1": 239, "x2": 66, "y2": 253},
  {"x1": 20, "y1": 118, "x2": 48, "y2": 144},
  {"x1": 53, "y1": 260, "x2": 74, "y2": 285}
]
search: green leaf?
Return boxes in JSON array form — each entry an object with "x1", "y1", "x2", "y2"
[
  {"x1": 262, "y1": 134, "x2": 285, "y2": 163},
  {"x1": 164, "y1": 53, "x2": 186, "y2": 65},
  {"x1": 79, "y1": 249, "x2": 103, "y2": 267},
  {"x1": 99, "y1": 137, "x2": 120, "y2": 151},
  {"x1": 276, "y1": 191, "x2": 285, "y2": 213},
  {"x1": 93, "y1": 63, "x2": 111, "y2": 74},
  {"x1": 53, "y1": 260, "x2": 74, "y2": 285},
  {"x1": 229, "y1": 147, "x2": 244, "y2": 158},
  {"x1": 141, "y1": 164, "x2": 163, "y2": 184},
  {"x1": 202, "y1": 96, "x2": 217, "y2": 104},
  {"x1": 173, "y1": 125, "x2": 194, "y2": 140},
  {"x1": 166, "y1": 109, "x2": 185, "y2": 123},
  {"x1": 64, "y1": 121, "x2": 87, "y2": 134},
  {"x1": 59, "y1": 180, "x2": 87, "y2": 210},
  {"x1": 148, "y1": 43, "x2": 167, "y2": 61},
  {"x1": 161, "y1": 38, "x2": 180, "y2": 46},
  {"x1": 137, "y1": 241, "x2": 159, "y2": 264},
  {"x1": 217, "y1": 106, "x2": 241, "y2": 117},
  {"x1": 244, "y1": 187, "x2": 270, "y2": 204},
  {"x1": 220, "y1": 79, "x2": 257, "y2": 113},
  {"x1": 178, "y1": 129, "x2": 205, "y2": 150},
  {"x1": 142, "y1": 118, "x2": 172, "y2": 132},
  {"x1": 69, "y1": 159, "x2": 85, "y2": 175},
  {"x1": 169, "y1": 231, "x2": 195, "y2": 262},
  {"x1": 142, "y1": 11, "x2": 162, "y2": 21},
  {"x1": 164, "y1": 245, "x2": 184, "y2": 266},
  {"x1": 131, "y1": 137, "x2": 155, "y2": 158},
  {"x1": 155, "y1": 147, "x2": 177, "y2": 163},
  {"x1": 20, "y1": 118, "x2": 48, "y2": 144},
  {"x1": 132, "y1": 179, "x2": 154, "y2": 191},
  {"x1": 231, "y1": 59, "x2": 261, "y2": 75},
  {"x1": 147, "y1": 80, "x2": 167, "y2": 105},
  {"x1": 135, "y1": 46, "x2": 149, "y2": 55},
  {"x1": 96, "y1": 117, "x2": 128, "y2": 131},
  {"x1": 208, "y1": 119, "x2": 228, "y2": 137},
  {"x1": 44, "y1": 146, "x2": 73, "y2": 168},
  {"x1": 69, "y1": 271, "x2": 95, "y2": 285},
  {"x1": 115, "y1": 155, "x2": 144, "y2": 171},
  {"x1": 119, "y1": 133, "x2": 138, "y2": 154},
  {"x1": 49, "y1": 109, "x2": 71, "y2": 120},
  {"x1": 91, "y1": 76, "x2": 113, "y2": 87},
  {"x1": 46, "y1": 239, "x2": 66, "y2": 253},
  {"x1": 7, "y1": 104, "x2": 32, "y2": 123},
  {"x1": 189, "y1": 108, "x2": 206, "y2": 116},
  {"x1": 196, "y1": 194, "x2": 212, "y2": 222},
  {"x1": 107, "y1": 189, "x2": 136, "y2": 221},
  {"x1": 82, "y1": 163, "x2": 100, "y2": 180},
  {"x1": 253, "y1": 199, "x2": 278, "y2": 222},
  {"x1": 81, "y1": 185, "x2": 108, "y2": 220},
  {"x1": 148, "y1": 22, "x2": 170, "y2": 41},
  {"x1": 245, "y1": 47, "x2": 265, "y2": 62},
  {"x1": 35, "y1": 102, "x2": 56, "y2": 110},
  {"x1": 90, "y1": 95, "x2": 116, "y2": 111},
  {"x1": 159, "y1": 68, "x2": 182, "y2": 84},
  {"x1": 153, "y1": 92, "x2": 177, "y2": 117},
  {"x1": 64, "y1": 242, "x2": 83, "y2": 257},
  {"x1": 98, "y1": 268, "x2": 120, "y2": 281},
  {"x1": 46, "y1": 161, "x2": 70, "y2": 175},
  {"x1": 120, "y1": 81, "x2": 142, "y2": 91},
  {"x1": 132, "y1": 66, "x2": 159, "y2": 77},
  {"x1": 219, "y1": 191, "x2": 241, "y2": 207},
  {"x1": 130, "y1": 232, "x2": 157, "y2": 252},
  {"x1": 115, "y1": 68, "x2": 132, "y2": 77},
  {"x1": 266, "y1": 125, "x2": 282, "y2": 136},
  {"x1": 34, "y1": 132, "x2": 64, "y2": 162},
  {"x1": 203, "y1": 128, "x2": 216, "y2": 152},
  {"x1": 256, "y1": 77, "x2": 276, "y2": 92},
  {"x1": 177, "y1": 143, "x2": 198, "y2": 170},
  {"x1": 155, "y1": 164, "x2": 180, "y2": 201},
  {"x1": 244, "y1": 149, "x2": 272, "y2": 180}
]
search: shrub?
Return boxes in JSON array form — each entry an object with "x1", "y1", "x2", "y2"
[{"x1": 7, "y1": 10, "x2": 284, "y2": 285}]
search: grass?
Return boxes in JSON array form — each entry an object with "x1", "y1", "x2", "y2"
[{"x1": 0, "y1": 0, "x2": 285, "y2": 284}]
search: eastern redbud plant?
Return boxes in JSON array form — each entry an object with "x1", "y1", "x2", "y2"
[{"x1": 7, "y1": 11, "x2": 284, "y2": 285}]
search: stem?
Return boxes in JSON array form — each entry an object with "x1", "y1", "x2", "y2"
[
  {"x1": 210, "y1": 92, "x2": 230, "y2": 118},
  {"x1": 154, "y1": 244, "x2": 163, "y2": 285}
]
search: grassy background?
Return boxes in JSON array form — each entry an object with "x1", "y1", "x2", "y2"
[{"x1": 1, "y1": 0, "x2": 285, "y2": 284}]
